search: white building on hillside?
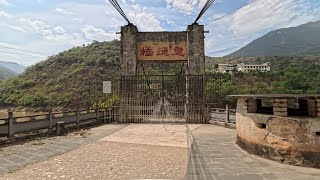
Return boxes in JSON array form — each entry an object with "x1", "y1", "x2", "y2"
[
  {"x1": 217, "y1": 62, "x2": 271, "y2": 74},
  {"x1": 237, "y1": 62, "x2": 271, "y2": 72},
  {"x1": 218, "y1": 64, "x2": 237, "y2": 73}
]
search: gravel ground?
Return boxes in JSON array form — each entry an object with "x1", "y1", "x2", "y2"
[{"x1": 0, "y1": 124, "x2": 190, "y2": 180}]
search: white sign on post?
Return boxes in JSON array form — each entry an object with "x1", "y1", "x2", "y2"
[{"x1": 103, "y1": 81, "x2": 112, "y2": 94}]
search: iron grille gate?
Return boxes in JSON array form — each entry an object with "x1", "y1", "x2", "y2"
[{"x1": 89, "y1": 75, "x2": 206, "y2": 123}]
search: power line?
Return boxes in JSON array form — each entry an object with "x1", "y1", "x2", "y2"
[
  {"x1": 206, "y1": 0, "x2": 262, "y2": 26},
  {"x1": 0, "y1": 50, "x2": 47, "y2": 57},
  {"x1": 0, "y1": 45, "x2": 48, "y2": 55}
]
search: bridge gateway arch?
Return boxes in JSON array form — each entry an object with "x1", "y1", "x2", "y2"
[{"x1": 118, "y1": 23, "x2": 206, "y2": 123}]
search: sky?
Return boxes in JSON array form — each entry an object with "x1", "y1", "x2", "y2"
[{"x1": 0, "y1": 0, "x2": 319, "y2": 66}]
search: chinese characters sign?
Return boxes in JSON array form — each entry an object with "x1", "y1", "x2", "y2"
[{"x1": 137, "y1": 42, "x2": 188, "y2": 61}]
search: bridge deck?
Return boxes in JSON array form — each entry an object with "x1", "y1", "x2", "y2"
[{"x1": 0, "y1": 124, "x2": 320, "y2": 180}]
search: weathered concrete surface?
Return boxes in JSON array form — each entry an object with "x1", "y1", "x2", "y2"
[
  {"x1": 187, "y1": 23, "x2": 205, "y2": 75},
  {"x1": 0, "y1": 142, "x2": 187, "y2": 180},
  {"x1": 0, "y1": 124, "x2": 127, "y2": 174},
  {"x1": 137, "y1": 32, "x2": 187, "y2": 42},
  {"x1": 236, "y1": 97, "x2": 320, "y2": 168},
  {"x1": 186, "y1": 125, "x2": 320, "y2": 180},
  {"x1": 0, "y1": 124, "x2": 189, "y2": 180},
  {"x1": 120, "y1": 24, "x2": 138, "y2": 75},
  {"x1": 1, "y1": 124, "x2": 320, "y2": 180},
  {"x1": 99, "y1": 124, "x2": 190, "y2": 147}
]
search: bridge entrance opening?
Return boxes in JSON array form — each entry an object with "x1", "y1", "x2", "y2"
[
  {"x1": 119, "y1": 75, "x2": 204, "y2": 123},
  {"x1": 88, "y1": 74, "x2": 231, "y2": 124},
  {"x1": 117, "y1": 23, "x2": 206, "y2": 123}
]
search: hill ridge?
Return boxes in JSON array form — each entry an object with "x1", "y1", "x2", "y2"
[
  {"x1": 228, "y1": 20, "x2": 320, "y2": 57},
  {"x1": 0, "y1": 61, "x2": 26, "y2": 74}
]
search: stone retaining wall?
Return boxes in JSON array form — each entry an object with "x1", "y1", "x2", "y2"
[{"x1": 235, "y1": 97, "x2": 320, "y2": 168}]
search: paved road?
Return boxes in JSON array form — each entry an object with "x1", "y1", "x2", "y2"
[
  {"x1": 0, "y1": 124, "x2": 128, "y2": 175},
  {"x1": 0, "y1": 124, "x2": 320, "y2": 180},
  {"x1": 0, "y1": 124, "x2": 190, "y2": 180},
  {"x1": 185, "y1": 125, "x2": 320, "y2": 180}
]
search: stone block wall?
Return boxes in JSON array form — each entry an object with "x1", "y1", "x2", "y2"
[
  {"x1": 307, "y1": 98, "x2": 317, "y2": 117},
  {"x1": 317, "y1": 98, "x2": 320, "y2": 117},
  {"x1": 273, "y1": 99, "x2": 288, "y2": 117},
  {"x1": 245, "y1": 99, "x2": 257, "y2": 113}
]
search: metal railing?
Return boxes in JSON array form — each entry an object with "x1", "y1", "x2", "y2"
[{"x1": 0, "y1": 107, "x2": 119, "y2": 138}]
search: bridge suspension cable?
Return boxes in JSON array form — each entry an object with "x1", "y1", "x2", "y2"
[
  {"x1": 108, "y1": 0, "x2": 131, "y2": 24},
  {"x1": 194, "y1": 0, "x2": 216, "y2": 24},
  {"x1": 192, "y1": 0, "x2": 262, "y2": 31}
]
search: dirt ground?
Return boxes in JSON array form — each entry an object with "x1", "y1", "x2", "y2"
[
  {"x1": 99, "y1": 124, "x2": 191, "y2": 147},
  {"x1": 0, "y1": 124, "x2": 191, "y2": 180}
]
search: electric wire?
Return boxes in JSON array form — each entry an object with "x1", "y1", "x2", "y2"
[
  {"x1": 0, "y1": 45, "x2": 48, "y2": 55},
  {"x1": 0, "y1": 50, "x2": 47, "y2": 57},
  {"x1": 206, "y1": 0, "x2": 261, "y2": 26}
]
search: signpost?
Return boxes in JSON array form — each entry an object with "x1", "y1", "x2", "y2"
[{"x1": 103, "y1": 81, "x2": 111, "y2": 94}]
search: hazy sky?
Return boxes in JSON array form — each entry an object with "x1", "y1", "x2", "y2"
[{"x1": 0, "y1": 0, "x2": 319, "y2": 65}]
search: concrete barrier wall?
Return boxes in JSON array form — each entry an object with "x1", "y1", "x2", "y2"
[
  {"x1": 0, "y1": 125, "x2": 8, "y2": 136},
  {"x1": 209, "y1": 108, "x2": 236, "y2": 124},
  {"x1": 14, "y1": 119, "x2": 49, "y2": 134},
  {"x1": 0, "y1": 109, "x2": 113, "y2": 137},
  {"x1": 236, "y1": 97, "x2": 320, "y2": 168}
]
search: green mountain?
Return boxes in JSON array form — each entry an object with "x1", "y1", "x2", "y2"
[
  {"x1": 0, "y1": 66, "x2": 16, "y2": 80},
  {"x1": 0, "y1": 40, "x2": 188, "y2": 109},
  {"x1": 228, "y1": 20, "x2": 320, "y2": 57},
  {"x1": 0, "y1": 39, "x2": 319, "y2": 109},
  {"x1": 0, "y1": 61, "x2": 26, "y2": 74},
  {"x1": 0, "y1": 40, "x2": 121, "y2": 108}
]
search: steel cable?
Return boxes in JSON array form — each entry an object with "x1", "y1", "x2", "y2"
[
  {"x1": 108, "y1": 0, "x2": 131, "y2": 24},
  {"x1": 194, "y1": 0, "x2": 216, "y2": 23},
  {"x1": 109, "y1": 0, "x2": 129, "y2": 22}
]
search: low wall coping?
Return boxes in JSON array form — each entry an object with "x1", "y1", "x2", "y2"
[{"x1": 229, "y1": 94, "x2": 320, "y2": 99}]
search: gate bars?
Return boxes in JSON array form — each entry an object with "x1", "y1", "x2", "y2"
[{"x1": 89, "y1": 74, "x2": 226, "y2": 124}]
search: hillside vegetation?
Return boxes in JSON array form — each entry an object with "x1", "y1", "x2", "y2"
[
  {"x1": 228, "y1": 20, "x2": 320, "y2": 57},
  {"x1": 205, "y1": 59, "x2": 320, "y2": 107},
  {"x1": 0, "y1": 40, "x2": 121, "y2": 109},
  {"x1": 0, "y1": 39, "x2": 319, "y2": 109}
]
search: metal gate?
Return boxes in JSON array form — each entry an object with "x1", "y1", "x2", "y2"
[
  {"x1": 89, "y1": 75, "x2": 206, "y2": 123},
  {"x1": 119, "y1": 75, "x2": 205, "y2": 123}
]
